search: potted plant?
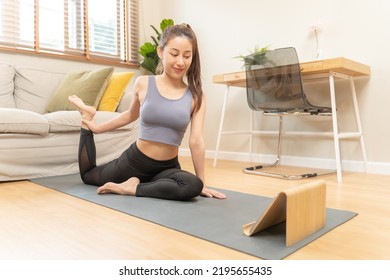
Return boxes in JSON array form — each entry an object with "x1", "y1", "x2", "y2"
[
  {"x1": 235, "y1": 45, "x2": 269, "y2": 68},
  {"x1": 139, "y1": 19, "x2": 174, "y2": 74}
]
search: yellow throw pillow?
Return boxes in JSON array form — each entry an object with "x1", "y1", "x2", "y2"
[
  {"x1": 45, "y1": 67, "x2": 114, "y2": 113},
  {"x1": 98, "y1": 72, "x2": 134, "y2": 112}
]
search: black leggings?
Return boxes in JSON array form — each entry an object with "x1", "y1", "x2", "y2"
[{"x1": 77, "y1": 128, "x2": 203, "y2": 201}]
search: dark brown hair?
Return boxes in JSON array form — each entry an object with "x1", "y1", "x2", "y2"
[{"x1": 157, "y1": 24, "x2": 203, "y2": 114}]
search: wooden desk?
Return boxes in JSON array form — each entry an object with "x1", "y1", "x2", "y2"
[
  {"x1": 213, "y1": 57, "x2": 370, "y2": 183},
  {"x1": 213, "y1": 57, "x2": 370, "y2": 87}
]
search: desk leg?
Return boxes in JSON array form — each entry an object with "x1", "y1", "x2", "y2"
[
  {"x1": 249, "y1": 109, "x2": 254, "y2": 163},
  {"x1": 213, "y1": 85, "x2": 230, "y2": 167},
  {"x1": 329, "y1": 74, "x2": 343, "y2": 183},
  {"x1": 349, "y1": 78, "x2": 368, "y2": 171}
]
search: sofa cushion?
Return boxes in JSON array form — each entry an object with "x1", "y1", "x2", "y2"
[
  {"x1": 45, "y1": 67, "x2": 114, "y2": 113},
  {"x1": 43, "y1": 110, "x2": 82, "y2": 132},
  {"x1": 44, "y1": 110, "x2": 134, "y2": 132},
  {"x1": 0, "y1": 62, "x2": 16, "y2": 108},
  {"x1": 116, "y1": 91, "x2": 132, "y2": 112},
  {"x1": 0, "y1": 108, "x2": 49, "y2": 135},
  {"x1": 98, "y1": 72, "x2": 134, "y2": 112},
  {"x1": 14, "y1": 66, "x2": 66, "y2": 113}
]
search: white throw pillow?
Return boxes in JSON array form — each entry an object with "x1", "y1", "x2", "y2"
[
  {"x1": 14, "y1": 66, "x2": 66, "y2": 113},
  {"x1": 0, "y1": 62, "x2": 16, "y2": 108}
]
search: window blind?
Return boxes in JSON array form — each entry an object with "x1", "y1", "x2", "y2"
[{"x1": 0, "y1": 0, "x2": 139, "y2": 66}]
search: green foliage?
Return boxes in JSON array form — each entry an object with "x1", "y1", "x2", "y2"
[
  {"x1": 139, "y1": 19, "x2": 174, "y2": 74},
  {"x1": 235, "y1": 45, "x2": 269, "y2": 68}
]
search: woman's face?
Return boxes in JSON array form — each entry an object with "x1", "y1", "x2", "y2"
[{"x1": 158, "y1": 36, "x2": 193, "y2": 79}]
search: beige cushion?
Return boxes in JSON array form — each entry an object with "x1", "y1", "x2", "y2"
[
  {"x1": 45, "y1": 67, "x2": 114, "y2": 113},
  {"x1": 0, "y1": 63, "x2": 16, "y2": 108},
  {"x1": 14, "y1": 66, "x2": 66, "y2": 113},
  {"x1": 44, "y1": 110, "x2": 134, "y2": 132},
  {"x1": 44, "y1": 111, "x2": 82, "y2": 132},
  {"x1": 98, "y1": 72, "x2": 134, "y2": 112},
  {"x1": 0, "y1": 108, "x2": 49, "y2": 135}
]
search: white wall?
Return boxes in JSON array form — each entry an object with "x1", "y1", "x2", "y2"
[{"x1": 139, "y1": 0, "x2": 390, "y2": 174}]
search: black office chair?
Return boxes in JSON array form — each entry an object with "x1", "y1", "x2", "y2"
[{"x1": 244, "y1": 47, "x2": 335, "y2": 179}]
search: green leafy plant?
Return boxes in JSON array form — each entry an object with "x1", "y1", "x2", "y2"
[
  {"x1": 139, "y1": 19, "x2": 174, "y2": 74},
  {"x1": 235, "y1": 45, "x2": 269, "y2": 68}
]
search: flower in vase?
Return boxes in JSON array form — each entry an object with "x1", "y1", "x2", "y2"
[{"x1": 307, "y1": 22, "x2": 323, "y2": 59}]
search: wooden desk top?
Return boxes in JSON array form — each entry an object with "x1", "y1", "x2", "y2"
[{"x1": 213, "y1": 57, "x2": 371, "y2": 87}]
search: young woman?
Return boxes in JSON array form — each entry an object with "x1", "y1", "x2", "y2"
[{"x1": 68, "y1": 23, "x2": 226, "y2": 201}]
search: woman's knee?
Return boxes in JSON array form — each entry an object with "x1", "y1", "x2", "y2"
[
  {"x1": 79, "y1": 167, "x2": 103, "y2": 186},
  {"x1": 175, "y1": 172, "x2": 203, "y2": 200}
]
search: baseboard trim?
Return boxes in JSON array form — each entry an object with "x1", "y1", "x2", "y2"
[{"x1": 179, "y1": 148, "x2": 390, "y2": 176}]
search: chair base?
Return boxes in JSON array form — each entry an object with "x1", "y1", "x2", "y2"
[{"x1": 243, "y1": 160, "x2": 336, "y2": 180}]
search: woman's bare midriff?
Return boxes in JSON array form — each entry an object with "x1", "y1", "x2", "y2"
[{"x1": 136, "y1": 139, "x2": 179, "y2": 161}]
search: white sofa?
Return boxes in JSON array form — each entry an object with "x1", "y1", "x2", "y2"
[{"x1": 0, "y1": 62, "x2": 138, "y2": 181}]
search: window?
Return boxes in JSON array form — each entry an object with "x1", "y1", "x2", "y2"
[{"x1": 0, "y1": 0, "x2": 139, "y2": 66}]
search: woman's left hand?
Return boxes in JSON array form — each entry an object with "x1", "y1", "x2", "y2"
[{"x1": 201, "y1": 187, "x2": 227, "y2": 199}]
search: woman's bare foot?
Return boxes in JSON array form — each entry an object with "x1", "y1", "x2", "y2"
[
  {"x1": 68, "y1": 95, "x2": 96, "y2": 121},
  {"x1": 97, "y1": 177, "x2": 140, "y2": 196}
]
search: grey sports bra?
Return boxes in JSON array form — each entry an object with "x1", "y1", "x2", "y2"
[{"x1": 138, "y1": 76, "x2": 192, "y2": 146}]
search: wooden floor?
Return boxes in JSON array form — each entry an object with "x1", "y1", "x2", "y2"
[{"x1": 1, "y1": 157, "x2": 390, "y2": 260}]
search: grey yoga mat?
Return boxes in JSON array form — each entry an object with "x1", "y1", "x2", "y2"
[{"x1": 31, "y1": 174, "x2": 357, "y2": 260}]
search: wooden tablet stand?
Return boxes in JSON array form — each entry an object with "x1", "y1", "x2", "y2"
[{"x1": 243, "y1": 180, "x2": 326, "y2": 247}]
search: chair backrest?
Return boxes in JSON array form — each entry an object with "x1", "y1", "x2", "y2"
[{"x1": 245, "y1": 47, "x2": 311, "y2": 112}]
